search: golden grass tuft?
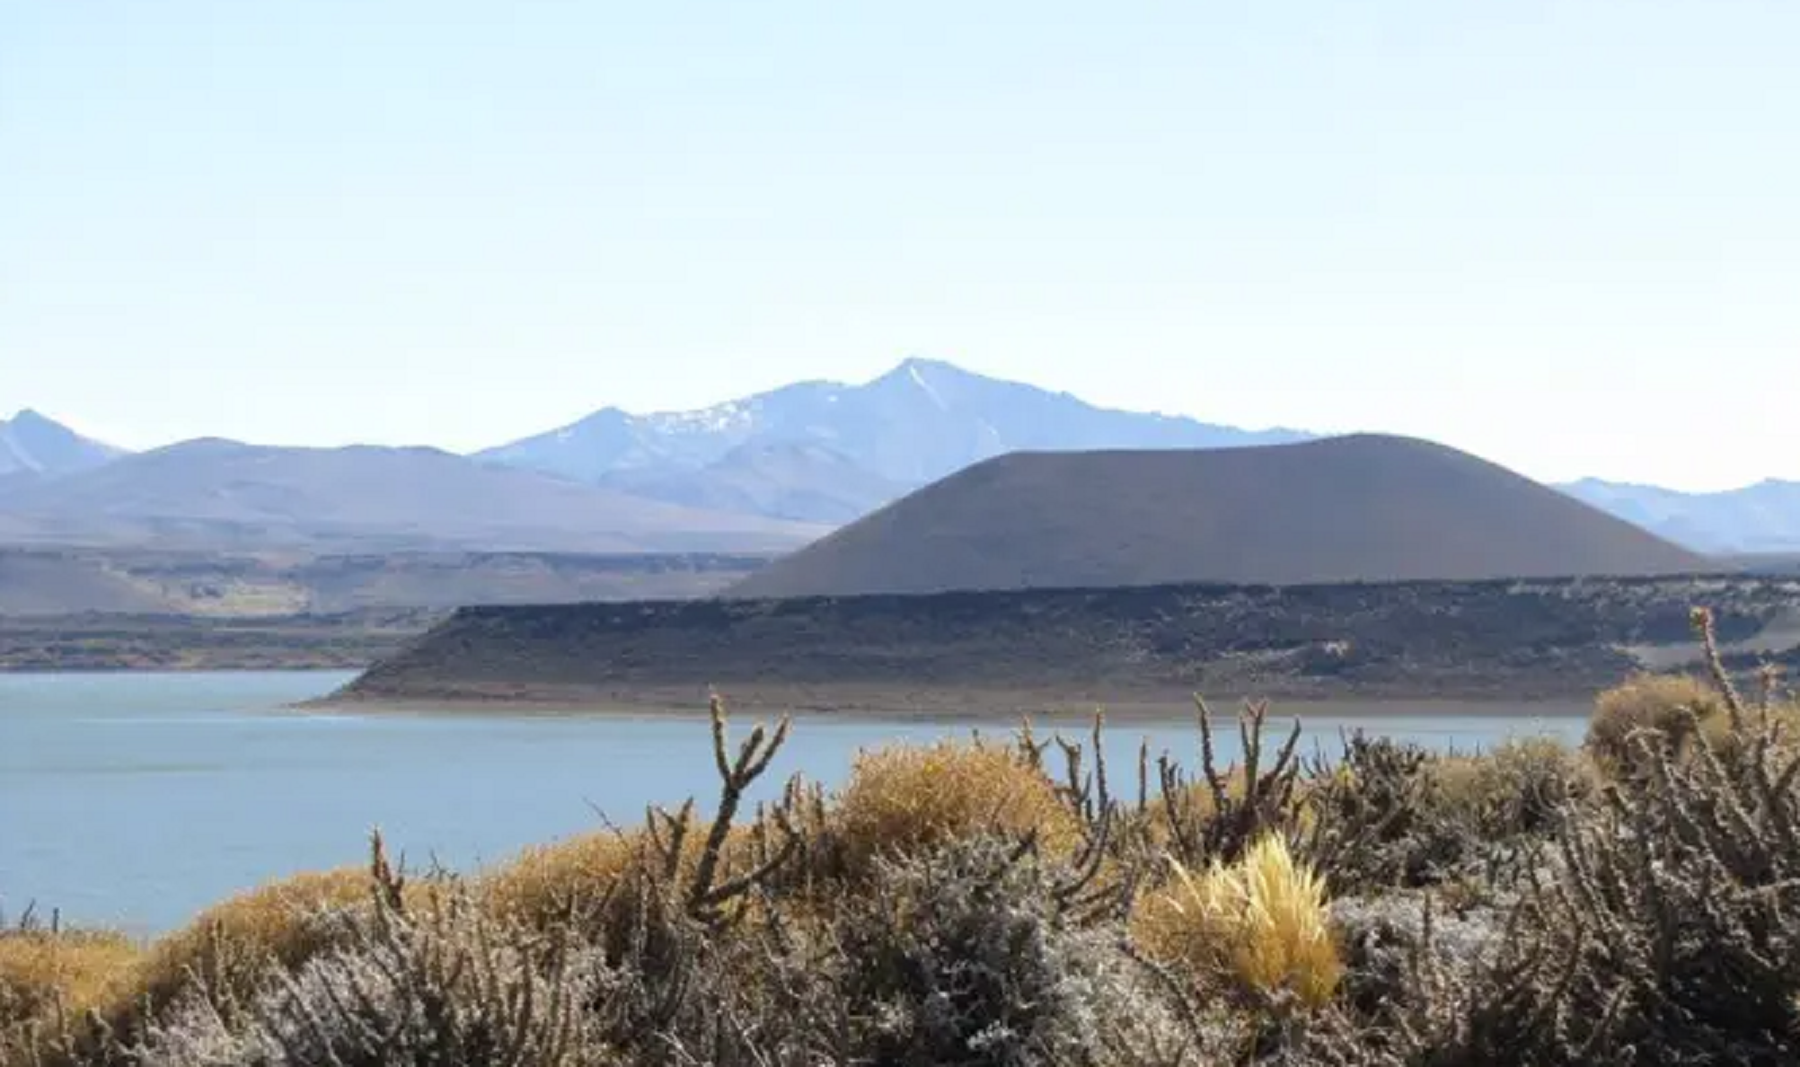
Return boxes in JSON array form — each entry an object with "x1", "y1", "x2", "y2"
[
  {"x1": 1432, "y1": 736, "x2": 1597, "y2": 814},
  {"x1": 830, "y1": 740, "x2": 1081, "y2": 878},
  {"x1": 478, "y1": 828, "x2": 649, "y2": 932},
  {"x1": 0, "y1": 927, "x2": 141, "y2": 1028},
  {"x1": 831, "y1": 737, "x2": 1080, "y2": 878},
  {"x1": 1132, "y1": 835, "x2": 1342, "y2": 1010},
  {"x1": 105, "y1": 866, "x2": 377, "y2": 1024},
  {"x1": 1588, "y1": 672, "x2": 1730, "y2": 774},
  {"x1": 478, "y1": 819, "x2": 785, "y2": 932}
]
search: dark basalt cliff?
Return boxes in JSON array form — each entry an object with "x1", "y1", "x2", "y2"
[{"x1": 332, "y1": 574, "x2": 1800, "y2": 710}]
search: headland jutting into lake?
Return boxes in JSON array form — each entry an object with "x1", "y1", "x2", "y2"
[{"x1": 326, "y1": 573, "x2": 1800, "y2": 714}]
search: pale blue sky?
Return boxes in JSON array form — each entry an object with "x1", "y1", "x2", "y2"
[{"x1": 3, "y1": 1, "x2": 1795, "y2": 490}]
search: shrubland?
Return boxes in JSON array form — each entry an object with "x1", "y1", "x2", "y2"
[{"x1": 6, "y1": 607, "x2": 1799, "y2": 1065}]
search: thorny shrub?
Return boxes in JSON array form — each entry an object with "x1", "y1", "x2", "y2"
[{"x1": 132, "y1": 838, "x2": 609, "y2": 1067}]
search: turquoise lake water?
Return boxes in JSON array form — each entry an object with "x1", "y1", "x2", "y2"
[{"x1": 0, "y1": 671, "x2": 1590, "y2": 935}]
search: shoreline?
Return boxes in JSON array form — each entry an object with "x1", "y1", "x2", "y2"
[{"x1": 306, "y1": 681, "x2": 1597, "y2": 724}]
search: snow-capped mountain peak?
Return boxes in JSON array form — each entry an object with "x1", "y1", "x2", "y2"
[{"x1": 474, "y1": 358, "x2": 1313, "y2": 515}]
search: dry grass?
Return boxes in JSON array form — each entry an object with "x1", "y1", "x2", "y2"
[
  {"x1": 1139, "y1": 772, "x2": 1327, "y2": 865},
  {"x1": 830, "y1": 739, "x2": 1082, "y2": 878},
  {"x1": 1706, "y1": 696, "x2": 1800, "y2": 756},
  {"x1": 104, "y1": 865, "x2": 378, "y2": 1026},
  {"x1": 1587, "y1": 672, "x2": 1729, "y2": 774},
  {"x1": 1588, "y1": 670, "x2": 1800, "y2": 780},
  {"x1": 1146, "y1": 774, "x2": 1248, "y2": 824},
  {"x1": 1433, "y1": 735, "x2": 1597, "y2": 827},
  {"x1": 1132, "y1": 834, "x2": 1342, "y2": 1011},
  {"x1": 0, "y1": 928, "x2": 140, "y2": 1029},
  {"x1": 479, "y1": 828, "x2": 648, "y2": 933},
  {"x1": 478, "y1": 818, "x2": 784, "y2": 935}
]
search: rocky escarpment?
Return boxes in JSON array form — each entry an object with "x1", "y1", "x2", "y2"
[{"x1": 332, "y1": 574, "x2": 1800, "y2": 711}]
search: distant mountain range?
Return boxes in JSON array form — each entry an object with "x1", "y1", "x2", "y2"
[
  {"x1": 474, "y1": 357, "x2": 1312, "y2": 519},
  {"x1": 470, "y1": 359, "x2": 1800, "y2": 553},
  {"x1": 0, "y1": 409, "x2": 123, "y2": 478},
  {"x1": 0, "y1": 438, "x2": 822, "y2": 553},
  {"x1": 1558, "y1": 478, "x2": 1800, "y2": 556},
  {"x1": 2, "y1": 360, "x2": 1797, "y2": 557}
]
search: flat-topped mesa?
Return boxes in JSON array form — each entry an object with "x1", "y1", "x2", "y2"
[{"x1": 332, "y1": 574, "x2": 1800, "y2": 711}]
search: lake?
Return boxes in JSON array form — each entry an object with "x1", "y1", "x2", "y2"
[{"x1": 0, "y1": 671, "x2": 1591, "y2": 936}]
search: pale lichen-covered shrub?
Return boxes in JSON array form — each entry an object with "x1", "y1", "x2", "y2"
[
  {"x1": 132, "y1": 883, "x2": 608, "y2": 1067},
  {"x1": 1497, "y1": 701, "x2": 1800, "y2": 1062},
  {"x1": 107, "y1": 867, "x2": 379, "y2": 1031},
  {"x1": 1327, "y1": 891, "x2": 1505, "y2": 1030},
  {"x1": 822, "y1": 834, "x2": 1194, "y2": 1066},
  {"x1": 1134, "y1": 834, "x2": 1342, "y2": 1011},
  {"x1": 1335, "y1": 644, "x2": 1800, "y2": 1064}
]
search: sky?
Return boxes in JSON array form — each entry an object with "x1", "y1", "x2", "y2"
[{"x1": 2, "y1": 1, "x2": 1796, "y2": 492}]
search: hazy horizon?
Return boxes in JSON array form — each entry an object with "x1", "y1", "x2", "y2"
[{"x1": 5, "y1": 2, "x2": 1797, "y2": 492}]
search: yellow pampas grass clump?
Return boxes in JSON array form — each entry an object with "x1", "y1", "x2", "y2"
[{"x1": 1133, "y1": 834, "x2": 1341, "y2": 1010}]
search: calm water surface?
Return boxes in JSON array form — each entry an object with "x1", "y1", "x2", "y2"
[{"x1": 1, "y1": 671, "x2": 1589, "y2": 935}]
